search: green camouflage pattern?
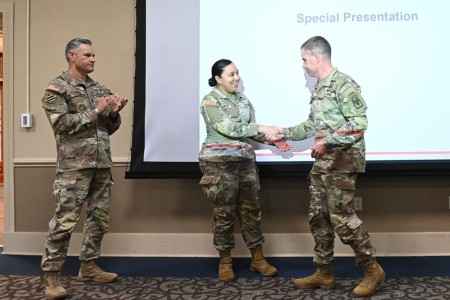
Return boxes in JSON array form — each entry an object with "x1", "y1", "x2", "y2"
[
  {"x1": 42, "y1": 72, "x2": 121, "y2": 173},
  {"x1": 199, "y1": 160, "x2": 264, "y2": 251},
  {"x1": 41, "y1": 169, "x2": 112, "y2": 271},
  {"x1": 41, "y1": 71, "x2": 120, "y2": 271},
  {"x1": 308, "y1": 173, "x2": 375, "y2": 267},
  {"x1": 199, "y1": 87, "x2": 267, "y2": 162},
  {"x1": 284, "y1": 68, "x2": 367, "y2": 173}
]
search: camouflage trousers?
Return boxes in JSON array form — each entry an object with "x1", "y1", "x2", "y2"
[
  {"x1": 308, "y1": 172, "x2": 375, "y2": 267},
  {"x1": 41, "y1": 168, "x2": 113, "y2": 271},
  {"x1": 199, "y1": 160, "x2": 265, "y2": 251}
]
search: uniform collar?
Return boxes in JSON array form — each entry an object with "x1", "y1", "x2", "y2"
[
  {"x1": 212, "y1": 86, "x2": 239, "y2": 100},
  {"x1": 62, "y1": 71, "x2": 97, "y2": 87},
  {"x1": 314, "y1": 67, "x2": 338, "y2": 91}
]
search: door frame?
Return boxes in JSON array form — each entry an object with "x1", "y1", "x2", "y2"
[{"x1": 0, "y1": 2, "x2": 15, "y2": 235}]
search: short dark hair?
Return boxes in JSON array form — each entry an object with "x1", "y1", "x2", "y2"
[
  {"x1": 65, "y1": 38, "x2": 92, "y2": 61},
  {"x1": 208, "y1": 59, "x2": 233, "y2": 87},
  {"x1": 301, "y1": 36, "x2": 331, "y2": 59}
]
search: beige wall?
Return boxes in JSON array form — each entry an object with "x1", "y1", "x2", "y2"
[
  {"x1": 14, "y1": 0, "x2": 134, "y2": 161},
  {"x1": 2, "y1": 0, "x2": 450, "y2": 256}
]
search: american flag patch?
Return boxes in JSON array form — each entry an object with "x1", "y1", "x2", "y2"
[
  {"x1": 202, "y1": 98, "x2": 218, "y2": 107},
  {"x1": 47, "y1": 83, "x2": 63, "y2": 93}
]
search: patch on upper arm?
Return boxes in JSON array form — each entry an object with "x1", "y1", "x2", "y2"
[
  {"x1": 350, "y1": 93, "x2": 364, "y2": 109},
  {"x1": 44, "y1": 93, "x2": 56, "y2": 103},
  {"x1": 46, "y1": 83, "x2": 64, "y2": 93},
  {"x1": 339, "y1": 83, "x2": 365, "y2": 110},
  {"x1": 202, "y1": 98, "x2": 219, "y2": 107}
]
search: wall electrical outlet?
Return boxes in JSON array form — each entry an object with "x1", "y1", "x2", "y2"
[
  {"x1": 354, "y1": 197, "x2": 363, "y2": 211},
  {"x1": 21, "y1": 113, "x2": 33, "y2": 128}
]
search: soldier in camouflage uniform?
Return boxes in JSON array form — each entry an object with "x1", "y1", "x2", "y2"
[
  {"x1": 40, "y1": 38, "x2": 128, "y2": 300},
  {"x1": 199, "y1": 59, "x2": 283, "y2": 282},
  {"x1": 278, "y1": 37, "x2": 385, "y2": 297}
]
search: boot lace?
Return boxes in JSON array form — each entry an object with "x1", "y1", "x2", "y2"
[
  {"x1": 360, "y1": 270, "x2": 374, "y2": 287},
  {"x1": 305, "y1": 271, "x2": 321, "y2": 281},
  {"x1": 88, "y1": 263, "x2": 106, "y2": 274},
  {"x1": 47, "y1": 273, "x2": 62, "y2": 288},
  {"x1": 92, "y1": 264, "x2": 103, "y2": 272}
]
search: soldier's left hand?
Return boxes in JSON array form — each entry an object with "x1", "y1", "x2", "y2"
[
  {"x1": 310, "y1": 142, "x2": 327, "y2": 158},
  {"x1": 110, "y1": 93, "x2": 128, "y2": 117}
]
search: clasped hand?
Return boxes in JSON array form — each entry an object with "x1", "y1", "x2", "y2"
[
  {"x1": 258, "y1": 125, "x2": 292, "y2": 152},
  {"x1": 96, "y1": 93, "x2": 129, "y2": 116}
]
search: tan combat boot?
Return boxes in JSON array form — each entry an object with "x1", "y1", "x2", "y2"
[
  {"x1": 352, "y1": 261, "x2": 385, "y2": 297},
  {"x1": 249, "y1": 246, "x2": 278, "y2": 276},
  {"x1": 292, "y1": 264, "x2": 336, "y2": 290},
  {"x1": 43, "y1": 271, "x2": 68, "y2": 300},
  {"x1": 77, "y1": 260, "x2": 118, "y2": 283},
  {"x1": 218, "y1": 250, "x2": 234, "y2": 282}
]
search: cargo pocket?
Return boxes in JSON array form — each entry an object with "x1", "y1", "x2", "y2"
[
  {"x1": 199, "y1": 165, "x2": 223, "y2": 200},
  {"x1": 52, "y1": 173, "x2": 78, "y2": 211},
  {"x1": 324, "y1": 174, "x2": 356, "y2": 214},
  {"x1": 324, "y1": 174, "x2": 356, "y2": 190},
  {"x1": 199, "y1": 174, "x2": 221, "y2": 186},
  {"x1": 331, "y1": 147, "x2": 355, "y2": 170},
  {"x1": 346, "y1": 214, "x2": 363, "y2": 230}
]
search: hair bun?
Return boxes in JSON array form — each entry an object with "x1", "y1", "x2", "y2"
[{"x1": 208, "y1": 77, "x2": 217, "y2": 87}]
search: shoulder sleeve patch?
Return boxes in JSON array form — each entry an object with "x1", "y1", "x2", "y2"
[
  {"x1": 44, "y1": 93, "x2": 57, "y2": 103},
  {"x1": 46, "y1": 83, "x2": 64, "y2": 93},
  {"x1": 350, "y1": 93, "x2": 364, "y2": 109},
  {"x1": 339, "y1": 85, "x2": 366, "y2": 110}
]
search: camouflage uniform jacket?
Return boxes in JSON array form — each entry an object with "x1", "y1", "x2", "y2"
[
  {"x1": 42, "y1": 71, "x2": 121, "y2": 172},
  {"x1": 284, "y1": 68, "x2": 368, "y2": 173},
  {"x1": 199, "y1": 87, "x2": 266, "y2": 162}
]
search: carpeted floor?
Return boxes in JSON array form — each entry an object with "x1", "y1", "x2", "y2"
[
  {"x1": 0, "y1": 251, "x2": 449, "y2": 299},
  {"x1": 0, "y1": 275, "x2": 449, "y2": 300}
]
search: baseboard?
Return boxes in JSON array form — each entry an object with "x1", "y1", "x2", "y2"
[{"x1": 3, "y1": 232, "x2": 450, "y2": 257}]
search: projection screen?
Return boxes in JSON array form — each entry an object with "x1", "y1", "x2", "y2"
[{"x1": 126, "y1": 0, "x2": 450, "y2": 178}]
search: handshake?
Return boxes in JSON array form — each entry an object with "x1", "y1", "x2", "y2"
[{"x1": 258, "y1": 125, "x2": 292, "y2": 152}]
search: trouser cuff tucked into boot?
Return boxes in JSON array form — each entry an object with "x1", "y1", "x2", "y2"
[
  {"x1": 249, "y1": 246, "x2": 278, "y2": 276},
  {"x1": 77, "y1": 260, "x2": 118, "y2": 283},
  {"x1": 292, "y1": 264, "x2": 336, "y2": 290},
  {"x1": 352, "y1": 261, "x2": 386, "y2": 297},
  {"x1": 218, "y1": 250, "x2": 235, "y2": 282},
  {"x1": 43, "y1": 271, "x2": 68, "y2": 300}
]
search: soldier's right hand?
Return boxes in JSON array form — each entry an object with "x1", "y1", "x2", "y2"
[{"x1": 96, "y1": 96, "x2": 112, "y2": 114}]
